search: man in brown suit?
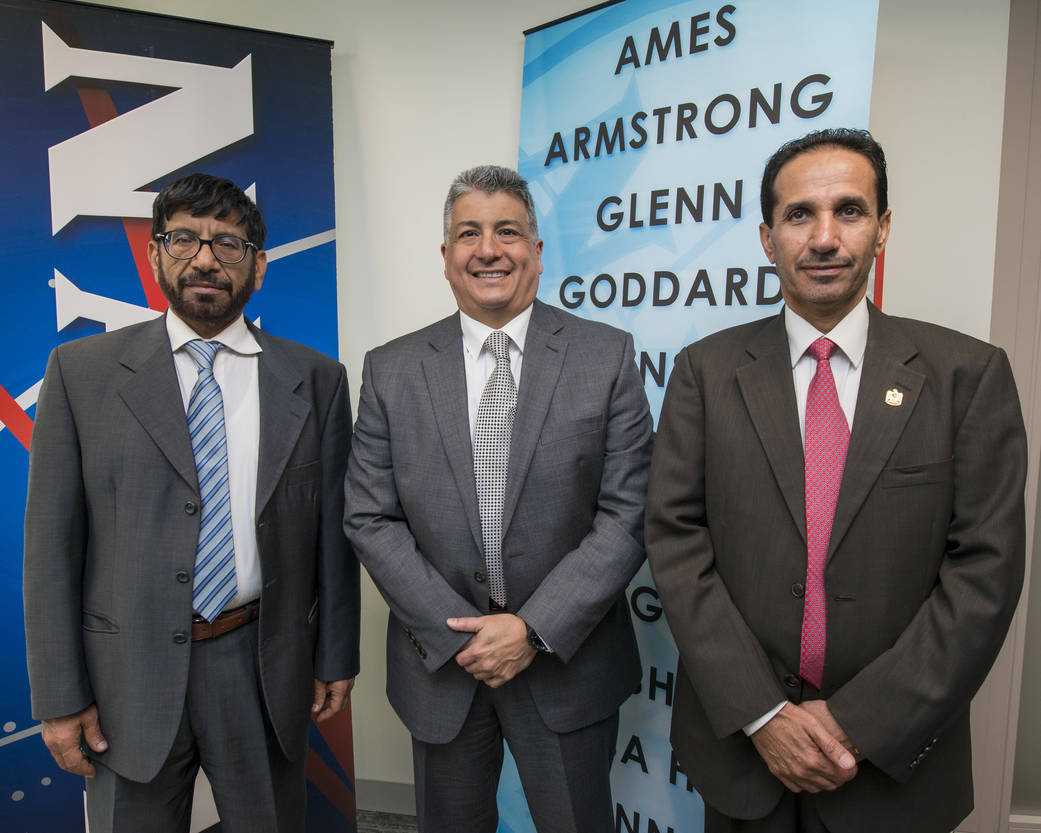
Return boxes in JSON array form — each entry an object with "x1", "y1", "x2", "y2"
[{"x1": 646, "y1": 128, "x2": 1026, "y2": 833}]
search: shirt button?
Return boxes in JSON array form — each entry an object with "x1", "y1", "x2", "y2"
[
  {"x1": 184, "y1": 501, "x2": 198, "y2": 515},
  {"x1": 784, "y1": 673, "x2": 800, "y2": 688},
  {"x1": 791, "y1": 583, "x2": 805, "y2": 598},
  {"x1": 173, "y1": 632, "x2": 188, "y2": 644},
  {"x1": 474, "y1": 571, "x2": 486, "y2": 583},
  {"x1": 176, "y1": 571, "x2": 190, "y2": 583}
]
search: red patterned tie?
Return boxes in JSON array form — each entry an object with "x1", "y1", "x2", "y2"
[{"x1": 800, "y1": 337, "x2": 849, "y2": 689}]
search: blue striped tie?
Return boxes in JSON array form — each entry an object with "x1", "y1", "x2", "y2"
[{"x1": 185, "y1": 340, "x2": 237, "y2": 622}]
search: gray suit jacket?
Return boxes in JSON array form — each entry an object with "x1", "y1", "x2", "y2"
[
  {"x1": 645, "y1": 303, "x2": 1026, "y2": 833},
  {"x1": 23, "y1": 315, "x2": 360, "y2": 781},
  {"x1": 344, "y1": 300, "x2": 653, "y2": 743}
]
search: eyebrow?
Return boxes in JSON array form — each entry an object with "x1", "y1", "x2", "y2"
[
  {"x1": 782, "y1": 195, "x2": 872, "y2": 215},
  {"x1": 453, "y1": 219, "x2": 525, "y2": 232}
]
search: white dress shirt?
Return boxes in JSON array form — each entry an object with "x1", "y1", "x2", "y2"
[
  {"x1": 744, "y1": 298, "x2": 870, "y2": 736},
  {"x1": 459, "y1": 305, "x2": 533, "y2": 443},
  {"x1": 167, "y1": 312, "x2": 262, "y2": 609}
]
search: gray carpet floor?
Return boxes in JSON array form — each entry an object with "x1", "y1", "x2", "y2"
[
  {"x1": 202, "y1": 810, "x2": 417, "y2": 832},
  {"x1": 356, "y1": 809, "x2": 419, "y2": 833}
]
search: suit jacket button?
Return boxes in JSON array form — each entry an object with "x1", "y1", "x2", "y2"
[
  {"x1": 184, "y1": 501, "x2": 198, "y2": 515},
  {"x1": 176, "y1": 571, "x2": 190, "y2": 583},
  {"x1": 784, "y1": 673, "x2": 800, "y2": 688},
  {"x1": 474, "y1": 571, "x2": 486, "y2": 583},
  {"x1": 791, "y1": 583, "x2": 805, "y2": 598},
  {"x1": 173, "y1": 631, "x2": 188, "y2": 644}
]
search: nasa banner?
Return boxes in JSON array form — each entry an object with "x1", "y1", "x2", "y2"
[
  {"x1": 504, "y1": 1, "x2": 879, "y2": 830},
  {"x1": 0, "y1": 1, "x2": 355, "y2": 830}
]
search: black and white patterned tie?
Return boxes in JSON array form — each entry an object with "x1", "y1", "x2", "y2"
[{"x1": 474, "y1": 330, "x2": 516, "y2": 608}]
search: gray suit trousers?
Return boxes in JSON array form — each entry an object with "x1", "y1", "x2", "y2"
[
  {"x1": 411, "y1": 674, "x2": 619, "y2": 833},
  {"x1": 85, "y1": 621, "x2": 305, "y2": 833}
]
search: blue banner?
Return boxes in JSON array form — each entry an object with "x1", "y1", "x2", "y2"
[
  {"x1": 0, "y1": 1, "x2": 353, "y2": 829},
  {"x1": 509, "y1": 1, "x2": 878, "y2": 830}
]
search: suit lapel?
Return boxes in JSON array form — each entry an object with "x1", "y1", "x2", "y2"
[
  {"x1": 253, "y1": 329, "x2": 311, "y2": 516},
  {"x1": 117, "y1": 317, "x2": 198, "y2": 491},
  {"x1": 736, "y1": 313, "x2": 807, "y2": 542},
  {"x1": 422, "y1": 314, "x2": 484, "y2": 552},
  {"x1": 828, "y1": 304, "x2": 924, "y2": 560},
  {"x1": 502, "y1": 301, "x2": 566, "y2": 535}
]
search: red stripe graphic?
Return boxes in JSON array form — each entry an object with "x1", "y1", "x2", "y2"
[
  {"x1": 306, "y1": 750, "x2": 356, "y2": 820},
  {"x1": 75, "y1": 86, "x2": 167, "y2": 312},
  {"x1": 0, "y1": 383, "x2": 33, "y2": 450},
  {"x1": 873, "y1": 249, "x2": 886, "y2": 308},
  {"x1": 315, "y1": 700, "x2": 357, "y2": 782},
  {"x1": 125, "y1": 217, "x2": 167, "y2": 311},
  {"x1": 305, "y1": 703, "x2": 357, "y2": 823}
]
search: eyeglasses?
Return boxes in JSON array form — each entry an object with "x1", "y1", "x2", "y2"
[{"x1": 155, "y1": 230, "x2": 257, "y2": 264}]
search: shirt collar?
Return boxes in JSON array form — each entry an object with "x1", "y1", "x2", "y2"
[
  {"x1": 459, "y1": 304, "x2": 533, "y2": 360},
  {"x1": 165, "y1": 311, "x2": 262, "y2": 356},
  {"x1": 785, "y1": 297, "x2": 869, "y2": 369}
]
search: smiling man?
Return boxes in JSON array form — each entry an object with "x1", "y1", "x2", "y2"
[
  {"x1": 24, "y1": 173, "x2": 359, "y2": 833},
  {"x1": 645, "y1": 128, "x2": 1027, "y2": 833},
  {"x1": 344, "y1": 164, "x2": 653, "y2": 832}
]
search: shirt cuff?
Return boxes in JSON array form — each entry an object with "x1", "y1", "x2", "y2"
[
  {"x1": 530, "y1": 628, "x2": 554, "y2": 654},
  {"x1": 743, "y1": 700, "x2": 787, "y2": 736}
]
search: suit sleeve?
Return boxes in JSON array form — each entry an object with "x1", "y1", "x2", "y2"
[
  {"x1": 514, "y1": 332, "x2": 654, "y2": 662},
  {"x1": 344, "y1": 352, "x2": 482, "y2": 672},
  {"x1": 645, "y1": 345, "x2": 789, "y2": 737},
  {"x1": 314, "y1": 363, "x2": 361, "y2": 681},
  {"x1": 827, "y1": 347, "x2": 1026, "y2": 782},
  {"x1": 23, "y1": 347, "x2": 95, "y2": 720}
]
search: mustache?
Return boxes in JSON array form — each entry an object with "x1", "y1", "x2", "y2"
[
  {"x1": 796, "y1": 257, "x2": 853, "y2": 269},
  {"x1": 181, "y1": 271, "x2": 232, "y2": 291}
]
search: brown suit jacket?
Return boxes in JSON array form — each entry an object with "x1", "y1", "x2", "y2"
[{"x1": 645, "y1": 302, "x2": 1025, "y2": 833}]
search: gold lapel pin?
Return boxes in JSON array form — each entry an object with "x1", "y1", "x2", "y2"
[{"x1": 885, "y1": 388, "x2": 903, "y2": 407}]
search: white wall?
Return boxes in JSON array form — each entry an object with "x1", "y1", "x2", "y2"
[
  {"x1": 87, "y1": 0, "x2": 1014, "y2": 803},
  {"x1": 871, "y1": 0, "x2": 1009, "y2": 338}
]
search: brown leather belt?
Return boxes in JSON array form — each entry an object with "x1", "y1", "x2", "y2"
[{"x1": 191, "y1": 600, "x2": 260, "y2": 642}]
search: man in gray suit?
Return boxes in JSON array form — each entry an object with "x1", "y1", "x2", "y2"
[
  {"x1": 344, "y1": 165, "x2": 653, "y2": 832},
  {"x1": 645, "y1": 128, "x2": 1026, "y2": 833},
  {"x1": 24, "y1": 173, "x2": 359, "y2": 833}
]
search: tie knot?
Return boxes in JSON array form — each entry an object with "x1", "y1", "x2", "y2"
[
  {"x1": 185, "y1": 339, "x2": 223, "y2": 371},
  {"x1": 484, "y1": 331, "x2": 511, "y2": 362},
  {"x1": 808, "y1": 337, "x2": 837, "y2": 363}
]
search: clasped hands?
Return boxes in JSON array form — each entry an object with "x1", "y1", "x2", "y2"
[
  {"x1": 448, "y1": 613, "x2": 536, "y2": 688},
  {"x1": 750, "y1": 700, "x2": 863, "y2": 793}
]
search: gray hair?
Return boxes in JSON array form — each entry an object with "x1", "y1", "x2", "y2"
[{"x1": 442, "y1": 165, "x2": 539, "y2": 243}]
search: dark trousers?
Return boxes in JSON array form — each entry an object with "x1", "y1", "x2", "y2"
[
  {"x1": 412, "y1": 675, "x2": 619, "y2": 833},
  {"x1": 705, "y1": 792, "x2": 832, "y2": 833},
  {"x1": 86, "y1": 620, "x2": 305, "y2": 833}
]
